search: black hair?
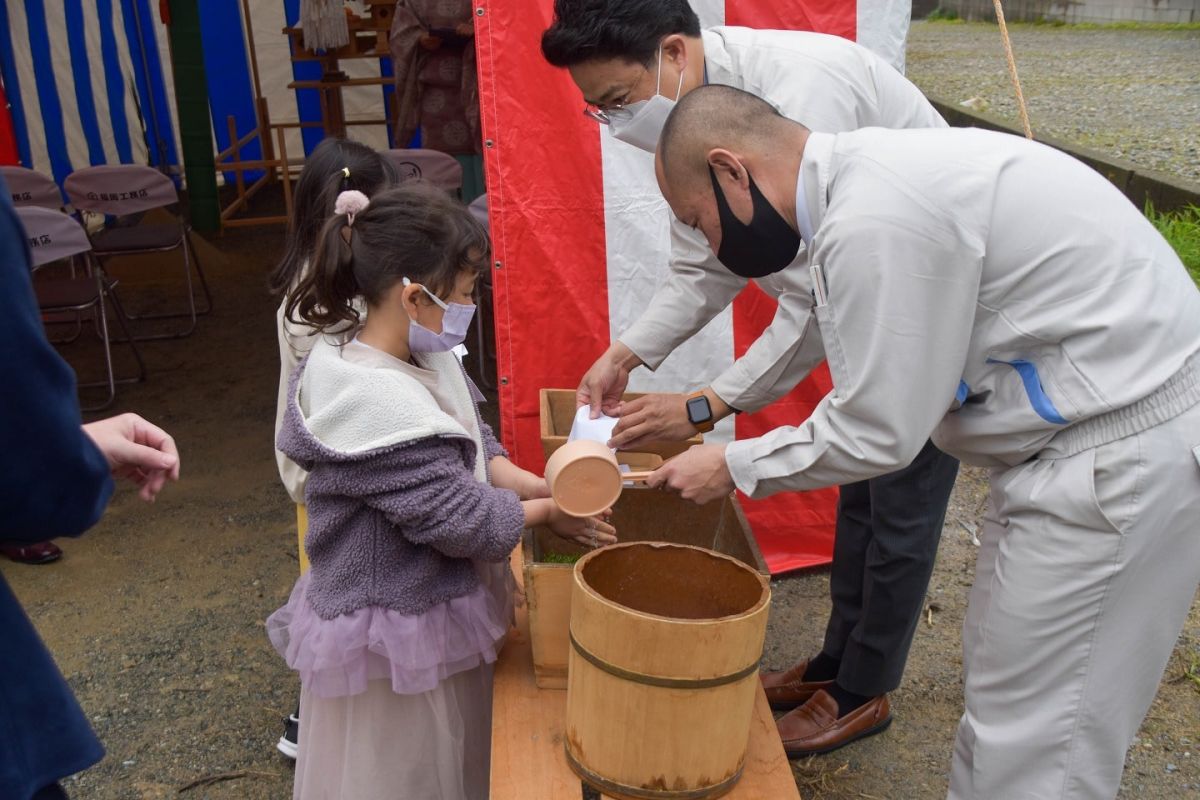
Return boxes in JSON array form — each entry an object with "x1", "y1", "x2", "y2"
[
  {"x1": 541, "y1": 0, "x2": 701, "y2": 68},
  {"x1": 268, "y1": 137, "x2": 396, "y2": 297},
  {"x1": 286, "y1": 183, "x2": 490, "y2": 332}
]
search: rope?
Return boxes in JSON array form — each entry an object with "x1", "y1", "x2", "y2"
[{"x1": 992, "y1": 0, "x2": 1033, "y2": 139}]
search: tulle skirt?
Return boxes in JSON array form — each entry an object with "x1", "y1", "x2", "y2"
[
  {"x1": 266, "y1": 561, "x2": 515, "y2": 698},
  {"x1": 293, "y1": 669, "x2": 493, "y2": 800}
]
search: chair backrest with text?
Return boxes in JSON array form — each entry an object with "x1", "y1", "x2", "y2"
[
  {"x1": 15, "y1": 206, "x2": 92, "y2": 269},
  {"x1": 2, "y1": 165, "x2": 63, "y2": 210},
  {"x1": 63, "y1": 165, "x2": 178, "y2": 217}
]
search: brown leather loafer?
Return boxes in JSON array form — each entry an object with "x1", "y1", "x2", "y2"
[
  {"x1": 760, "y1": 659, "x2": 835, "y2": 710},
  {"x1": 777, "y1": 690, "x2": 892, "y2": 757},
  {"x1": 0, "y1": 541, "x2": 63, "y2": 565}
]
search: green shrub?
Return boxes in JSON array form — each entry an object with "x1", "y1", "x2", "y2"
[
  {"x1": 1146, "y1": 203, "x2": 1200, "y2": 288},
  {"x1": 925, "y1": 7, "x2": 961, "y2": 21}
]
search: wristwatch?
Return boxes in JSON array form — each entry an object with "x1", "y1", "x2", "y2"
[{"x1": 685, "y1": 391, "x2": 715, "y2": 434}]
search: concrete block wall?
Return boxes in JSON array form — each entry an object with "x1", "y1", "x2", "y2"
[{"x1": 937, "y1": 0, "x2": 1198, "y2": 24}]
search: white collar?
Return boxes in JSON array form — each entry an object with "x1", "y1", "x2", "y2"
[{"x1": 794, "y1": 163, "x2": 815, "y2": 245}]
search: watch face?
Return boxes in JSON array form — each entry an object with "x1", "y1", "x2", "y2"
[{"x1": 687, "y1": 395, "x2": 712, "y2": 424}]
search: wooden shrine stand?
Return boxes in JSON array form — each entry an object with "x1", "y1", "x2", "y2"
[{"x1": 490, "y1": 546, "x2": 801, "y2": 799}]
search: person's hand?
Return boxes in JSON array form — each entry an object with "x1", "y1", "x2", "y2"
[
  {"x1": 82, "y1": 413, "x2": 179, "y2": 502},
  {"x1": 609, "y1": 393, "x2": 695, "y2": 450},
  {"x1": 418, "y1": 33, "x2": 442, "y2": 51},
  {"x1": 454, "y1": 20, "x2": 474, "y2": 37},
  {"x1": 546, "y1": 505, "x2": 616, "y2": 548},
  {"x1": 577, "y1": 343, "x2": 641, "y2": 419},
  {"x1": 646, "y1": 444, "x2": 732, "y2": 505}
]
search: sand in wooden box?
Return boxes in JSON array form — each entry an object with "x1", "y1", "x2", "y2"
[
  {"x1": 522, "y1": 487, "x2": 767, "y2": 689},
  {"x1": 565, "y1": 543, "x2": 771, "y2": 800}
]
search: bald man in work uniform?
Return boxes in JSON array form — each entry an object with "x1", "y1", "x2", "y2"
[
  {"x1": 649, "y1": 85, "x2": 1200, "y2": 800},
  {"x1": 542, "y1": 0, "x2": 961, "y2": 756}
]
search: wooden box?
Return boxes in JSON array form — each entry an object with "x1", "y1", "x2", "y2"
[
  {"x1": 539, "y1": 388, "x2": 702, "y2": 461},
  {"x1": 522, "y1": 490, "x2": 767, "y2": 689}
]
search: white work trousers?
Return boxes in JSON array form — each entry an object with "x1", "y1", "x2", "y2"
[{"x1": 949, "y1": 399, "x2": 1200, "y2": 800}]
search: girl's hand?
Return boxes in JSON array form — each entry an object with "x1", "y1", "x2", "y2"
[{"x1": 547, "y1": 505, "x2": 616, "y2": 548}]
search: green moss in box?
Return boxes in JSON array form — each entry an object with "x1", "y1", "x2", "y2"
[{"x1": 539, "y1": 551, "x2": 583, "y2": 565}]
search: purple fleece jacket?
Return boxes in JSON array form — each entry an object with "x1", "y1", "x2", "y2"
[{"x1": 277, "y1": 368, "x2": 524, "y2": 620}]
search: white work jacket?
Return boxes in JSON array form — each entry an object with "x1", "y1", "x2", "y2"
[
  {"x1": 618, "y1": 26, "x2": 946, "y2": 412},
  {"x1": 726, "y1": 128, "x2": 1200, "y2": 496}
]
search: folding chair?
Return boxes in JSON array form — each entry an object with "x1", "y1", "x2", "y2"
[
  {"x1": 1, "y1": 165, "x2": 63, "y2": 209},
  {"x1": 63, "y1": 165, "x2": 212, "y2": 339},
  {"x1": 17, "y1": 206, "x2": 145, "y2": 411},
  {"x1": 381, "y1": 149, "x2": 464, "y2": 196}
]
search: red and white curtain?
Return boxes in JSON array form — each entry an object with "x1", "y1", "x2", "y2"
[{"x1": 476, "y1": 0, "x2": 912, "y2": 573}]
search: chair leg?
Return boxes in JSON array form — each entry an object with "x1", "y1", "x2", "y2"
[
  {"x1": 80, "y1": 283, "x2": 117, "y2": 412},
  {"x1": 99, "y1": 254, "x2": 199, "y2": 341},
  {"x1": 184, "y1": 231, "x2": 213, "y2": 315},
  {"x1": 106, "y1": 285, "x2": 147, "y2": 383}
]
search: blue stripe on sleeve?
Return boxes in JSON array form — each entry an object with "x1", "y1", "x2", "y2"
[{"x1": 986, "y1": 358, "x2": 1070, "y2": 425}]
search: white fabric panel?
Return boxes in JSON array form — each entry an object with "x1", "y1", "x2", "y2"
[
  {"x1": 600, "y1": 0, "x2": 733, "y2": 442},
  {"x1": 245, "y1": 0, "x2": 389, "y2": 163},
  {"x1": 856, "y1": 0, "x2": 913, "y2": 72},
  {"x1": 7, "y1": 1, "x2": 50, "y2": 172},
  {"x1": 81, "y1": 0, "x2": 122, "y2": 164},
  {"x1": 110, "y1": 0, "x2": 149, "y2": 164},
  {"x1": 244, "y1": 1, "x2": 304, "y2": 163},
  {"x1": 149, "y1": 5, "x2": 184, "y2": 171},
  {"x1": 42, "y1": 2, "x2": 90, "y2": 170}
]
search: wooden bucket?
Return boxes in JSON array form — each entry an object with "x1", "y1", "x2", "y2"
[{"x1": 565, "y1": 542, "x2": 771, "y2": 799}]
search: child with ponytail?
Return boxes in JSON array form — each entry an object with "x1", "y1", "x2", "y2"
[
  {"x1": 267, "y1": 137, "x2": 395, "y2": 758},
  {"x1": 268, "y1": 182, "x2": 614, "y2": 800}
]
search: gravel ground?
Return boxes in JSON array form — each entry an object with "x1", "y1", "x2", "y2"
[{"x1": 906, "y1": 21, "x2": 1200, "y2": 183}]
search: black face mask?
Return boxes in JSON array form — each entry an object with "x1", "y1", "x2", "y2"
[{"x1": 710, "y1": 165, "x2": 802, "y2": 278}]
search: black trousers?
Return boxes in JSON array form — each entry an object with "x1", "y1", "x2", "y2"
[
  {"x1": 33, "y1": 784, "x2": 69, "y2": 800},
  {"x1": 822, "y1": 438, "x2": 960, "y2": 697}
]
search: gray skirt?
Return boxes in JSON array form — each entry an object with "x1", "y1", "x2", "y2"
[{"x1": 294, "y1": 665, "x2": 493, "y2": 800}]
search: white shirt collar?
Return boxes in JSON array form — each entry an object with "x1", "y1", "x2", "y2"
[{"x1": 794, "y1": 164, "x2": 815, "y2": 245}]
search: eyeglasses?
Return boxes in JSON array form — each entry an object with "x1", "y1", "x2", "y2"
[{"x1": 582, "y1": 103, "x2": 635, "y2": 126}]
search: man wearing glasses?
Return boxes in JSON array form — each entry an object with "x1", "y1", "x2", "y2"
[{"x1": 541, "y1": 0, "x2": 959, "y2": 757}]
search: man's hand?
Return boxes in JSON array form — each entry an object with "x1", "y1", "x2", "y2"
[
  {"x1": 82, "y1": 413, "x2": 179, "y2": 503},
  {"x1": 609, "y1": 393, "x2": 693, "y2": 450},
  {"x1": 646, "y1": 443, "x2": 733, "y2": 505},
  {"x1": 418, "y1": 33, "x2": 442, "y2": 51},
  {"x1": 577, "y1": 342, "x2": 643, "y2": 419}
]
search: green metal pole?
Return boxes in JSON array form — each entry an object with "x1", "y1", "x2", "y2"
[{"x1": 166, "y1": 0, "x2": 219, "y2": 232}]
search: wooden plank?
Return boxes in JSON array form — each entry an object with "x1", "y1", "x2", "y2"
[{"x1": 492, "y1": 545, "x2": 800, "y2": 800}]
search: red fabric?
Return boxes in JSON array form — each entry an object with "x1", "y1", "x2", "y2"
[
  {"x1": 475, "y1": 0, "x2": 609, "y2": 474},
  {"x1": 0, "y1": 81, "x2": 18, "y2": 166},
  {"x1": 726, "y1": 0, "x2": 856, "y2": 40},
  {"x1": 722, "y1": 1, "x2": 858, "y2": 572}
]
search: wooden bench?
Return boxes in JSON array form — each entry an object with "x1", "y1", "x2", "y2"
[{"x1": 490, "y1": 547, "x2": 801, "y2": 799}]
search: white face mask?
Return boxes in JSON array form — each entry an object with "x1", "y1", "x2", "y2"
[{"x1": 607, "y1": 46, "x2": 685, "y2": 153}]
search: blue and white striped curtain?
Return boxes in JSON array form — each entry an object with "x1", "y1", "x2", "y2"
[{"x1": 0, "y1": 0, "x2": 178, "y2": 186}]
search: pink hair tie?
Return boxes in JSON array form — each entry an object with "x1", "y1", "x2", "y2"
[{"x1": 334, "y1": 190, "x2": 370, "y2": 225}]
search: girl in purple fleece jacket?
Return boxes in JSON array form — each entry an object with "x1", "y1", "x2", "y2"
[{"x1": 267, "y1": 184, "x2": 614, "y2": 800}]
